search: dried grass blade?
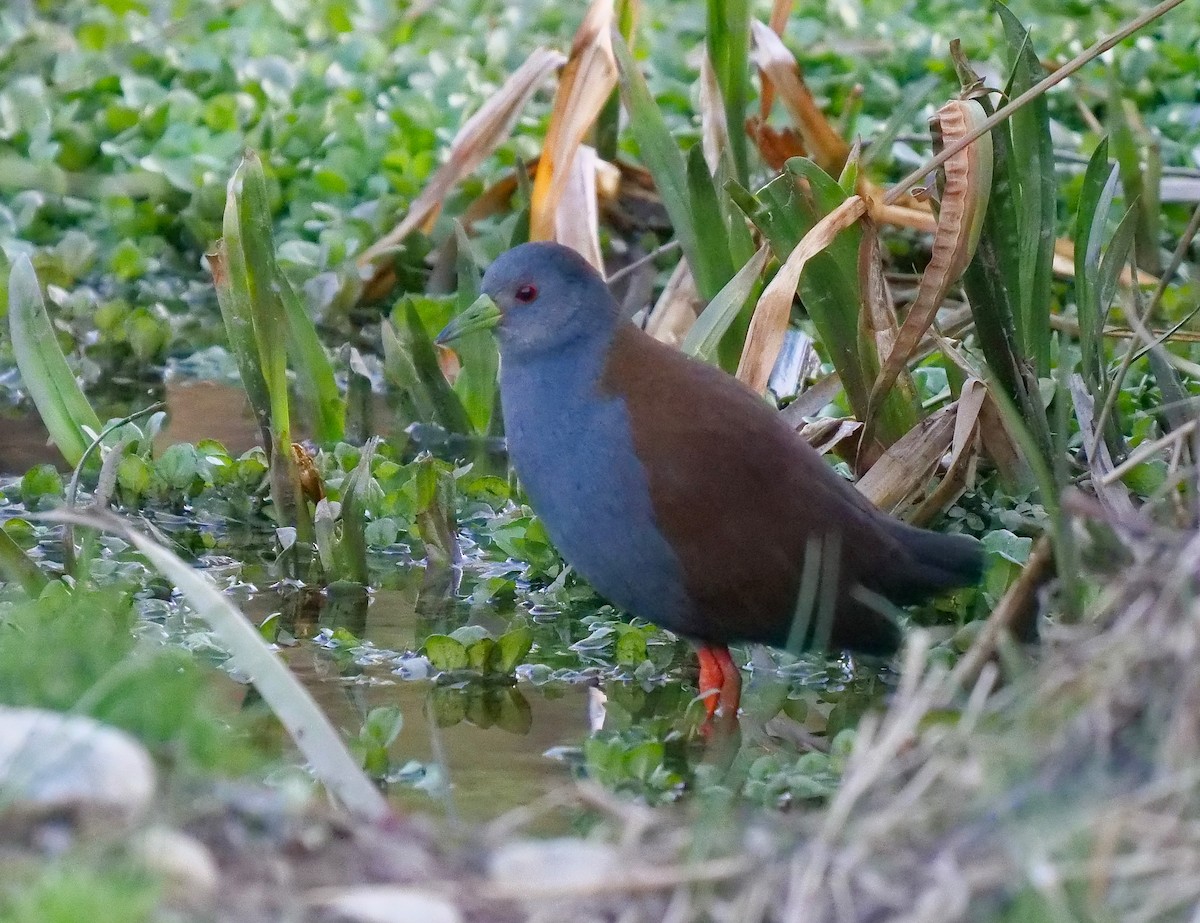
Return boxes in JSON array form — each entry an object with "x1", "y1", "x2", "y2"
[
  {"x1": 910, "y1": 378, "x2": 986, "y2": 524},
  {"x1": 552, "y1": 144, "x2": 604, "y2": 272},
  {"x1": 644, "y1": 260, "x2": 703, "y2": 347},
  {"x1": 944, "y1": 533, "x2": 1054, "y2": 699},
  {"x1": 357, "y1": 47, "x2": 565, "y2": 271},
  {"x1": 6, "y1": 255, "x2": 103, "y2": 466},
  {"x1": 1070, "y1": 373, "x2": 1137, "y2": 518},
  {"x1": 699, "y1": 53, "x2": 731, "y2": 175},
  {"x1": 529, "y1": 0, "x2": 617, "y2": 245},
  {"x1": 855, "y1": 401, "x2": 956, "y2": 513},
  {"x1": 735, "y1": 194, "x2": 867, "y2": 393}
]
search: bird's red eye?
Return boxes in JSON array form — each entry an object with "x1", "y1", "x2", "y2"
[{"x1": 514, "y1": 283, "x2": 538, "y2": 303}]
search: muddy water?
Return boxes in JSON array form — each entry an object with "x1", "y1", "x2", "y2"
[
  {"x1": 0, "y1": 379, "x2": 264, "y2": 473},
  {"x1": 238, "y1": 575, "x2": 595, "y2": 825}
]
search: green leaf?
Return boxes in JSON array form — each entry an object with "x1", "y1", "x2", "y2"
[
  {"x1": 982, "y1": 528, "x2": 1033, "y2": 565},
  {"x1": 495, "y1": 626, "x2": 534, "y2": 673},
  {"x1": 6, "y1": 256, "x2": 102, "y2": 466},
  {"x1": 614, "y1": 33, "x2": 723, "y2": 300},
  {"x1": 1110, "y1": 91, "x2": 1162, "y2": 275},
  {"x1": 0, "y1": 525, "x2": 48, "y2": 598},
  {"x1": 996, "y1": 2, "x2": 1055, "y2": 375},
  {"x1": 1074, "y1": 138, "x2": 1117, "y2": 392},
  {"x1": 424, "y1": 634, "x2": 469, "y2": 672},
  {"x1": 705, "y1": 0, "x2": 750, "y2": 185},
  {"x1": 448, "y1": 224, "x2": 498, "y2": 434},
  {"x1": 1096, "y1": 204, "x2": 1139, "y2": 333},
  {"x1": 156, "y1": 443, "x2": 202, "y2": 490},
  {"x1": 388, "y1": 299, "x2": 472, "y2": 433},
  {"x1": 362, "y1": 705, "x2": 404, "y2": 746},
  {"x1": 117, "y1": 454, "x2": 152, "y2": 498},
  {"x1": 466, "y1": 637, "x2": 496, "y2": 672},
  {"x1": 20, "y1": 464, "x2": 64, "y2": 508},
  {"x1": 278, "y1": 271, "x2": 344, "y2": 445},
  {"x1": 625, "y1": 740, "x2": 665, "y2": 782},
  {"x1": 682, "y1": 245, "x2": 768, "y2": 362},
  {"x1": 686, "y1": 144, "x2": 737, "y2": 290},
  {"x1": 332, "y1": 437, "x2": 378, "y2": 585},
  {"x1": 232, "y1": 153, "x2": 292, "y2": 444},
  {"x1": 614, "y1": 627, "x2": 647, "y2": 665}
]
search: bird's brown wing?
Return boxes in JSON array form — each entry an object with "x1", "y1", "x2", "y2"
[{"x1": 600, "y1": 325, "x2": 905, "y2": 648}]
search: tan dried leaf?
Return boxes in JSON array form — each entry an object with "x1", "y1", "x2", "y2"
[
  {"x1": 699, "y1": 54, "x2": 732, "y2": 175},
  {"x1": 553, "y1": 145, "x2": 604, "y2": 272},
  {"x1": 745, "y1": 116, "x2": 807, "y2": 173},
  {"x1": 645, "y1": 260, "x2": 703, "y2": 347},
  {"x1": 855, "y1": 402, "x2": 956, "y2": 513},
  {"x1": 910, "y1": 378, "x2": 986, "y2": 524},
  {"x1": 530, "y1": 0, "x2": 617, "y2": 245},
  {"x1": 736, "y1": 194, "x2": 867, "y2": 394},
  {"x1": 750, "y1": 21, "x2": 849, "y2": 174}
]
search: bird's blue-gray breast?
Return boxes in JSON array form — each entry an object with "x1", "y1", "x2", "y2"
[{"x1": 498, "y1": 334, "x2": 695, "y2": 633}]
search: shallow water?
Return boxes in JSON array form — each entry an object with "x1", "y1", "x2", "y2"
[
  {"x1": 0, "y1": 379, "x2": 263, "y2": 473},
  {"x1": 1, "y1": 379, "x2": 892, "y2": 824}
]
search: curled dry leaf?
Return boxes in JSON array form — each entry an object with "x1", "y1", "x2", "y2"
[
  {"x1": 736, "y1": 195, "x2": 867, "y2": 394},
  {"x1": 750, "y1": 20, "x2": 849, "y2": 175},
  {"x1": 529, "y1": 0, "x2": 617, "y2": 249},
  {"x1": 357, "y1": 47, "x2": 566, "y2": 273},
  {"x1": 869, "y1": 98, "x2": 992, "y2": 416},
  {"x1": 745, "y1": 117, "x2": 807, "y2": 173},
  {"x1": 292, "y1": 442, "x2": 325, "y2": 504}
]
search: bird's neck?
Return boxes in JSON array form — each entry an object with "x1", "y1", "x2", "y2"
[{"x1": 500, "y1": 325, "x2": 616, "y2": 403}]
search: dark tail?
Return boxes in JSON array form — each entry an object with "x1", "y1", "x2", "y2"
[{"x1": 874, "y1": 519, "x2": 984, "y2": 604}]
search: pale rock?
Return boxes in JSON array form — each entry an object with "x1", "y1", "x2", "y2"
[
  {"x1": 315, "y1": 886, "x2": 462, "y2": 923},
  {"x1": 489, "y1": 837, "x2": 620, "y2": 892},
  {"x1": 131, "y1": 826, "x2": 220, "y2": 907},
  {"x1": 0, "y1": 706, "x2": 156, "y2": 832}
]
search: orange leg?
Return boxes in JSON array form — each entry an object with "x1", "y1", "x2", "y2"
[{"x1": 695, "y1": 643, "x2": 742, "y2": 719}]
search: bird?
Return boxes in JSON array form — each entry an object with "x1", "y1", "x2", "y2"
[{"x1": 437, "y1": 242, "x2": 983, "y2": 719}]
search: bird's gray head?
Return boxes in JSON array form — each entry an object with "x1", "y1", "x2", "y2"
[{"x1": 480, "y1": 242, "x2": 619, "y2": 359}]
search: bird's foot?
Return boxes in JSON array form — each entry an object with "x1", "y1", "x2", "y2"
[{"x1": 696, "y1": 643, "x2": 742, "y2": 724}]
